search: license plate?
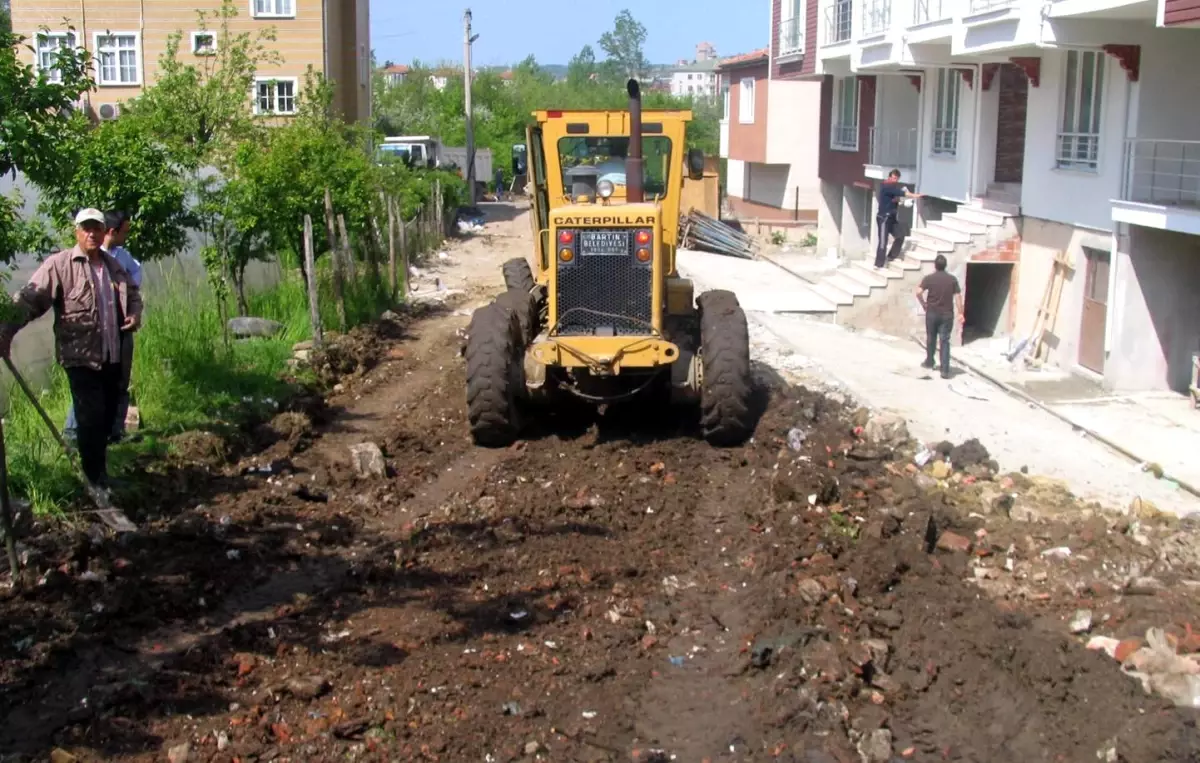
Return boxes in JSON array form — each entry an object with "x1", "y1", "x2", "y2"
[{"x1": 578, "y1": 230, "x2": 629, "y2": 256}]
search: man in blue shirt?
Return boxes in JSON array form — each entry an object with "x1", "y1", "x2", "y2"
[
  {"x1": 65, "y1": 210, "x2": 142, "y2": 443},
  {"x1": 875, "y1": 169, "x2": 923, "y2": 269}
]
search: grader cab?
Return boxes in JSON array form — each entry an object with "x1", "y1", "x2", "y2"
[{"x1": 464, "y1": 80, "x2": 753, "y2": 446}]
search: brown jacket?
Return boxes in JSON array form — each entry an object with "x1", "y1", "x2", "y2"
[{"x1": 9, "y1": 245, "x2": 143, "y2": 370}]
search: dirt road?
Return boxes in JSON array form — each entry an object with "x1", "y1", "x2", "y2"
[{"x1": 3, "y1": 203, "x2": 1200, "y2": 763}]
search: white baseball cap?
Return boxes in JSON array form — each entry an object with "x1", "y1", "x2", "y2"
[{"x1": 74, "y1": 208, "x2": 106, "y2": 226}]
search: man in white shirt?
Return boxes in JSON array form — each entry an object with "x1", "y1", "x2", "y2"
[{"x1": 65, "y1": 210, "x2": 142, "y2": 443}]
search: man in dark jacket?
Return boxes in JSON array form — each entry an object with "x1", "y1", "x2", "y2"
[
  {"x1": 875, "y1": 169, "x2": 923, "y2": 269},
  {"x1": 0, "y1": 208, "x2": 143, "y2": 489}
]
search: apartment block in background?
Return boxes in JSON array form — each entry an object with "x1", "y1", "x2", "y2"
[
  {"x1": 11, "y1": 0, "x2": 371, "y2": 124},
  {"x1": 796, "y1": 0, "x2": 1200, "y2": 397},
  {"x1": 716, "y1": 0, "x2": 823, "y2": 226}
]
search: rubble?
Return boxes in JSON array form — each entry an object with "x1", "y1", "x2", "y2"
[{"x1": 349, "y1": 442, "x2": 387, "y2": 478}]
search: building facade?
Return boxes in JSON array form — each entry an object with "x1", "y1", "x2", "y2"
[
  {"x1": 716, "y1": 0, "x2": 824, "y2": 224},
  {"x1": 668, "y1": 59, "x2": 720, "y2": 99},
  {"x1": 11, "y1": 0, "x2": 370, "y2": 123},
  {"x1": 797, "y1": 0, "x2": 1200, "y2": 394}
]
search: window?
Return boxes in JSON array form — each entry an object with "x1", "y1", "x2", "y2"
[
  {"x1": 252, "y1": 0, "x2": 295, "y2": 18},
  {"x1": 831, "y1": 76, "x2": 859, "y2": 150},
  {"x1": 781, "y1": 0, "x2": 804, "y2": 55},
  {"x1": 688, "y1": 73, "x2": 694, "y2": 80},
  {"x1": 255, "y1": 77, "x2": 298, "y2": 115},
  {"x1": 557, "y1": 136, "x2": 673, "y2": 198},
  {"x1": 191, "y1": 31, "x2": 217, "y2": 55},
  {"x1": 723, "y1": 84, "x2": 731, "y2": 120},
  {"x1": 932, "y1": 69, "x2": 961, "y2": 156},
  {"x1": 1057, "y1": 50, "x2": 1105, "y2": 171},
  {"x1": 94, "y1": 33, "x2": 141, "y2": 86},
  {"x1": 34, "y1": 32, "x2": 77, "y2": 83},
  {"x1": 688, "y1": 85, "x2": 695, "y2": 94},
  {"x1": 739, "y1": 77, "x2": 755, "y2": 123}
]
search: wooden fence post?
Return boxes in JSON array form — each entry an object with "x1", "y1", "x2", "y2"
[
  {"x1": 303, "y1": 214, "x2": 324, "y2": 349},
  {"x1": 323, "y1": 189, "x2": 347, "y2": 332},
  {"x1": 399, "y1": 215, "x2": 410, "y2": 295},
  {"x1": 434, "y1": 180, "x2": 443, "y2": 243},
  {"x1": 0, "y1": 418, "x2": 18, "y2": 586},
  {"x1": 336, "y1": 214, "x2": 358, "y2": 317},
  {"x1": 387, "y1": 196, "x2": 398, "y2": 301}
]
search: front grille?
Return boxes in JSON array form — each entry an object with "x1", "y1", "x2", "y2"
[{"x1": 556, "y1": 228, "x2": 653, "y2": 336}]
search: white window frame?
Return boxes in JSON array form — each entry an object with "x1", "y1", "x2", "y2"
[
  {"x1": 780, "y1": 0, "x2": 806, "y2": 56},
  {"x1": 722, "y1": 82, "x2": 731, "y2": 120},
  {"x1": 739, "y1": 77, "x2": 756, "y2": 124},
  {"x1": 93, "y1": 31, "x2": 142, "y2": 86},
  {"x1": 191, "y1": 31, "x2": 218, "y2": 56},
  {"x1": 251, "y1": 0, "x2": 296, "y2": 19},
  {"x1": 931, "y1": 68, "x2": 961, "y2": 156},
  {"x1": 1056, "y1": 49, "x2": 1105, "y2": 173},
  {"x1": 831, "y1": 76, "x2": 859, "y2": 151},
  {"x1": 254, "y1": 76, "x2": 299, "y2": 115},
  {"x1": 34, "y1": 31, "x2": 79, "y2": 84}
]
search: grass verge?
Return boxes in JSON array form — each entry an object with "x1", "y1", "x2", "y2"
[{"x1": 3, "y1": 257, "x2": 392, "y2": 516}]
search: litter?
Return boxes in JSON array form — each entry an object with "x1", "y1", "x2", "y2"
[{"x1": 787, "y1": 427, "x2": 808, "y2": 451}]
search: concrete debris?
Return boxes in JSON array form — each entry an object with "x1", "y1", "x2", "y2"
[
  {"x1": 349, "y1": 442, "x2": 387, "y2": 478},
  {"x1": 1069, "y1": 609, "x2": 1094, "y2": 634},
  {"x1": 864, "y1": 412, "x2": 910, "y2": 448},
  {"x1": 166, "y1": 742, "x2": 191, "y2": 763},
  {"x1": 856, "y1": 728, "x2": 892, "y2": 763}
]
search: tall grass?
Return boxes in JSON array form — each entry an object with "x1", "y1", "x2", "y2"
[{"x1": 3, "y1": 256, "x2": 391, "y2": 515}]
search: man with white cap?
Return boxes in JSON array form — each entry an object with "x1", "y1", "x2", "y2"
[{"x1": 0, "y1": 208, "x2": 143, "y2": 492}]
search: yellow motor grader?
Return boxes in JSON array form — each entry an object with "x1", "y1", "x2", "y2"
[{"x1": 464, "y1": 80, "x2": 753, "y2": 446}]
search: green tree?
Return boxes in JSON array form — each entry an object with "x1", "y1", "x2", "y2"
[
  {"x1": 567, "y1": 45, "x2": 598, "y2": 89},
  {"x1": 122, "y1": 0, "x2": 279, "y2": 169},
  {"x1": 598, "y1": 10, "x2": 649, "y2": 80},
  {"x1": 0, "y1": 23, "x2": 93, "y2": 263},
  {"x1": 40, "y1": 117, "x2": 193, "y2": 262}
]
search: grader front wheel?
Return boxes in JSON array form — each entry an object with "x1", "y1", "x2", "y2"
[
  {"x1": 697, "y1": 290, "x2": 754, "y2": 446},
  {"x1": 502, "y1": 257, "x2": 536, "y2": 294},
  {"x1": 465, "y1": 301, "x2": 525, "y2": 447}
]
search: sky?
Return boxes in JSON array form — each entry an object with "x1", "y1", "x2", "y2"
[{"x1": 370, "y1": 0, "x2": 770, "y2": 68}]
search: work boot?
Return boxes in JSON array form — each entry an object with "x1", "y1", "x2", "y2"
[{"x1": 921, "y1": 360, "x2": 935, "y2": 370}]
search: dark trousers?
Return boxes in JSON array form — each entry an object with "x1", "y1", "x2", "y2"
[
  {"x1": 925, "y1": 311, "x2": 953, "y2": 377},
  {"x1": 65, "y1": 363, "x2": 122, "y2": 485},
  {"x1": 874, "y1": 213, "x2": 905, "y2": 268},
  {"x1": 65, "y1": 332, "x2": 134, "y2": 440}
]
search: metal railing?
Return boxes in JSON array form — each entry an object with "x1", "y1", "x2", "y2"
[
  {"x1": 913, "y1": 0, "x2": 947, "y2": 24},
  {"x1": 863, "y1": 0, "x2": 892, "y2": 35},
  {"x1": 779, "y1": 15, "x2": 805, "y2": 56},
  {"x1": 932, "y1": 127, "x2": 958, "y2": 156},
  {"x1": 1122, "y1": 139, "x2": 1200, "y2": 207},
  {"x1": 969, "y1": 0, "x2": 1018, "y2": 12},
  {"x1": 1056, "y1": 132, "x2": 1100, "y2": 171},
  {"x1": 832, "y1": 123, "x2": 858, "y2": 150},
  {"x1": 869, "y1": 127, "x2": 918, "y2": 168},
  {"x1": 825, "y1": 0, "x2": 854, "y2": 44}
]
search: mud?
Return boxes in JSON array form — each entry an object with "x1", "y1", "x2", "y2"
[{"x1": 3, "y1": 209, "x2": 1200, "y2": 763}]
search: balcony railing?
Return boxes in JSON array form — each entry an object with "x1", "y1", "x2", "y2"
[
  {"x1": 869, "y1": 128, "x2": 918, "y2": 169},
  {"x1": 1122, "y1": 139, "x2": 1200, "y2": 208},
  {"x1": 969, "y1": 0, "x2": 1018, "y2": 12},
  {"x1": 862, "y1": 0, "x2": 892, "y2": 35},
  {"x1": 1056, "y1": 132, "x2": 1100, "y2": 172},
  {"x1": 779, "y1": 15, "x2": 805, "y2": 56},
  {"x1": 932, "y1": 127, "x2": 958, "y2": 156},
  {"x1": 832, "y1": 123, "x2": 858, "y2": 150},
  {"x1": 913, "y1": 0, "x2": 948, "y2": 24},
  {"x1": 825, "y1": 0, "x2": 854, "y2": 44}
]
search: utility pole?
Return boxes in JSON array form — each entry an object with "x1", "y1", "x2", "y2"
[{"x1": 463, "y1": 9, "x2": 480, "y2": 206}]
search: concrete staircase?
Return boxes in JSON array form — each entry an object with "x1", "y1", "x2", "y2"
[{"x1": 794, "y1": 202, "x2": 1018, "y2": 327}]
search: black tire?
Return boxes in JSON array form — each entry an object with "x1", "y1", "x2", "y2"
[
  {"x1": 465, "y1": 301, "x2": 524, "y2": 447},
  {"x1": 698, "y1": 290, "x2": 754, "y2": 446},
  {"x1": 494, "y1": 288, "x2": 538, "y2": 345},
  {"x1": 502, "y1": 257, "x2": 536, "y2": 293}
]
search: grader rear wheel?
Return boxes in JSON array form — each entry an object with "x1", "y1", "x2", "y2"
[
  {"x1": 502, "y1": 257, "x2": 536, "y2": 294},
  {"x1": 697, "y1": 290, "x2": 754, "y2": 446},
  {"x1": 465, "y1": 301, "x2": 525, "y2": 447}
]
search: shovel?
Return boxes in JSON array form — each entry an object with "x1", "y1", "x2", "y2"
[{"x1": 2, "y1": 358, "x2": 137, "y2": 533}]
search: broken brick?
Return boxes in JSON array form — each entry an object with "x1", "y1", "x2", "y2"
[{"x1": 936, "y1": 531, "x2": 972, "y2": 554}]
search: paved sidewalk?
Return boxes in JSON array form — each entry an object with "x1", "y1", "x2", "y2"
[{"x1": 678, "y1": 248, "x2": 1200, "y2": 516}]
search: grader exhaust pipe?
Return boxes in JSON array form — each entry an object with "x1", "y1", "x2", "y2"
[{"x1": 625, "y1": 78, "x2": 644, "y2": 204}]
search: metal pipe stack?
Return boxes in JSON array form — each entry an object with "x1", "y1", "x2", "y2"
[{"x1": 680, "y1": 210, "x2": 756, "y2": 259}]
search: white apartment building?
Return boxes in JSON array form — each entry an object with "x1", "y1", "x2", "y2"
[
  {"x1": 806, "y1": 0, "x2": 1200, "y2": 395},
  {"x1": 668, "y1": 59, "x2": 720, "y2": 98}
]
